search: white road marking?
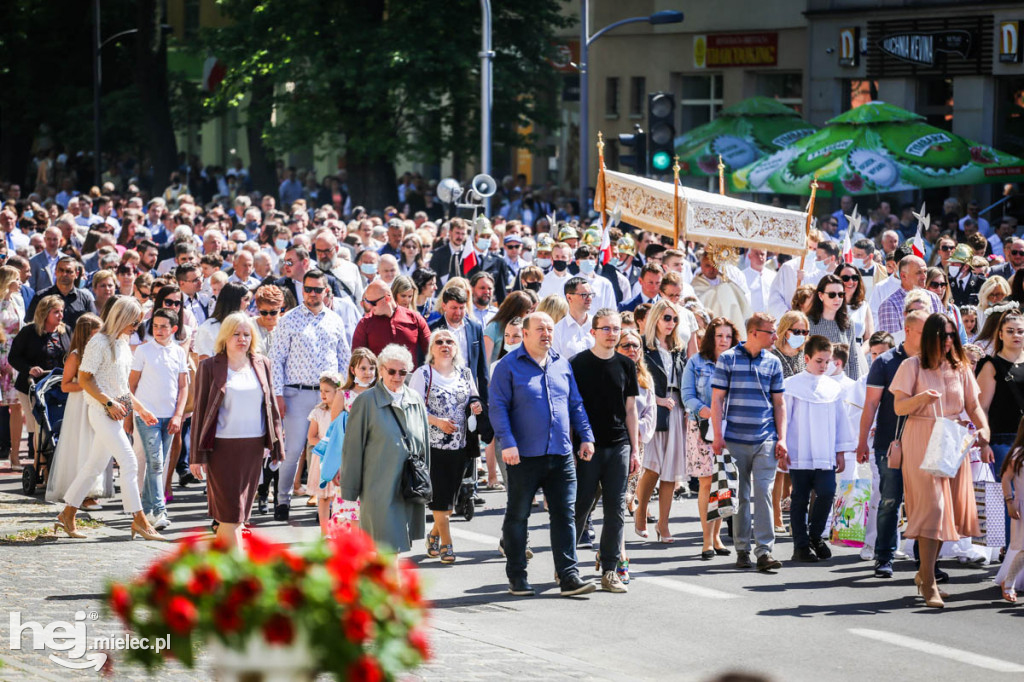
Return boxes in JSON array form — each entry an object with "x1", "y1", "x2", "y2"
[
  {"x1": 448, "y1": 528, "x2": 740, "y2": 600},
  {"x1": 849, "y1": 628, "x2": 1024, "y2": 673}
]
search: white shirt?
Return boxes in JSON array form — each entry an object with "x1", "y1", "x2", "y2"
[
  {"x1": 742, "y1": 266, "x2": 776, "y2": 313},
  {"x1": 194, "y1": 318, "x2": 221, "y2": 358},
  {"x1": 537, "y1": 269, "x2": 573, "y2": 302},
  {"x1": 131, "y1": 339, "x2": 188, "y2": 418},
  {"x1": 217, "y1": 364, "x2": 267, "y2": 438},
  {"x1": 447, "y1": 319, "x2": 469, "y2": 360},
  {"x1": 867, "y1": 275, "x2": 901, "y2": 322},
  {"x1": 584, "y1": 272, "x2": 616, "y2": 313},
  {"x1": 783, "y1": 371, "x2": 857, "y2": 470},
  {"x1": 228, "y1": 273, "x2": 262, "y2": 289},
  {"x1": 632, "y1": 278, "x2": 696, "y2": 301},
  {"x1": 79, "y1": 334, "x2": 132, "y2": 409},
  {"x1": 551, "y1": 312, "x2": 593, "y2": 360},
  {"x1": 989, "y1": 233, "x2": 1007, "y2": 258},
  {"x1": 767, "y1": 257, "x2": 829, "y2": 319}
]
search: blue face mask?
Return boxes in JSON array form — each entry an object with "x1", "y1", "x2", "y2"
[
  {"x1": 503, "y1": 341, "x2": 522, "y2": 353},
  {"x1": 579, "y1": 260, "x2": 596, "y2": 275},
  {"x1": 535, "y1": 257, "x2": 552, "y2": 269},
  {"x1": 360, "y1": 263, "x2": 378, "y2": 275},
  {"x1": 786, "y1": 333, "x2": 805, "y2": 350},
  {"x1": 22, "y1": 210, "x2": 33, "y2": 219},
  {"x1": 275, "y1": 239, "x2": 290, "y2": 251}
]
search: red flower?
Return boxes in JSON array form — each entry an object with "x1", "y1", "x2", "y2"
[
  {"x1": 163, "y1": 596, "x2": 198, "y2": 635},
  {"x1": 214, "y1": 604, "x2": 243, "y2": 633},
  {"x1": 397, "y1": 559, "x2": 422, "y2": 604},
  {"x1": 278, "y1": 585, "x2": 304, "y2": 609},
  {"x1": 348, "y1": 655, "x2": 383, "y2": 682},
  {"x1": 408, "y1": 628, "x2": 431, "y2": 660},
  {"x1": 187, "y1": 566, "x2": 220, "y2": 595},
  {"x1": 229, "y1": 576, "x2": 263, "y2": 605},
  {"x1": 109, "y1": 584, "x2": 132, "y2": 620},
  {"x1": 262, "y1": 613, "x2": 295, "y2": 645},
  {"x1": 282, "y1": 551, "x2": 307, "y2": 575},
  {"x1": 343, "y1": 608, "x2": 374, "y2": 643},
  {"x1": 333, "y1": 580, "x2": 357, "y2": 605},
  {"x1": 245, "y1": 532, "x2": 283, "y2": 564},
  {"x1": 175, "y1": 532, "x2": 204, "y2": 556}
]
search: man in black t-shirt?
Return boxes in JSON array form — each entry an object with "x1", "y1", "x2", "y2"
[{"x1": 570, "y1": 309, "x2": 640, "y2": 593}]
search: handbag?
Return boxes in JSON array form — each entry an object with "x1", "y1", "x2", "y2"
[
  {"x1": 706, "y1": 453, "x2": 736, "y2": 520},
  {"x1": 107, "y1": 394, "x2": 134, "y2": 421},
  {"x1": 920, "y1": 398, "x2": 975, "y2": 479},
  {"x1": 887, "y1": 415, "x2": 906, "y2": 469},
  {"x1": 389, "y1": 405, "x2": 432, "y2": 505}
]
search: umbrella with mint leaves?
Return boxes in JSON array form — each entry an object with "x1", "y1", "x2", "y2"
[
  {"x1": 674, "y1": 96, "x2": 817, "y2": 176},
  {"x1": 731, "y1": 101, "x2": 1024, "y2": 195}
]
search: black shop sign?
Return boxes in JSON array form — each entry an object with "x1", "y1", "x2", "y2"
[{"x1": 867, "y1": 16, "x2": 992, "y2": 77}]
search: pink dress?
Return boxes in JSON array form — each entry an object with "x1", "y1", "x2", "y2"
[{"x1": 327, "y1": 389, "x2": 364, "y2": 537}]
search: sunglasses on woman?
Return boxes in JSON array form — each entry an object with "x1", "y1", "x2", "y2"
[
  {"x1": 928, "y1": 281, "x2": 947, "y2": 290},
  {"x1": 790, "y1": 329, "x2": 809, "y2": 336},
  {"x1": 662, "y1": 314, "x2": 678, "y2": 323},
  {"x1": 821, "y1": 291, "x2": 843, "y2": 299},
  {"x1": 385, "y1": 368, "x2": 410, "y2": 377},
  {"x1": 840, "y1": 275, "x2": 859, "y2": 283},
  {"x1": 434, "y1": 339, "x2": 454, "y2": 346}
]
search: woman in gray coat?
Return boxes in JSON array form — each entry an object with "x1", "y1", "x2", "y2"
[{"x1": 340, "y1": 343, "x2": 429, "y2": 552}]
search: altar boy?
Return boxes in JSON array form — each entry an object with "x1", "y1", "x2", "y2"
[{"x1": 783, "y1": 335, "x2": 856, "y2": 563}]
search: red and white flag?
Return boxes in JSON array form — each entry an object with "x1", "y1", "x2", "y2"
[
  {"x1": 910, "y1": 202, "x2": 929, "y2": 260},
  {"x1": 840, "y1": 229, "x2": 853, "y2": 264}
]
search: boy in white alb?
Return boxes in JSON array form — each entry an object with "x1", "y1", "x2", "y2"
[
  {"x1": 783, "y1": 335, "x2": 856, "y2": 563},
  {"x1": 129, "y1": 309, "x2": 189, "y2": 530}
]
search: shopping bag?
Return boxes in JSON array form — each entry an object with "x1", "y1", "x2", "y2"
[
  {"x1": 920, "y1": 416, "x2": 974, "y2": 478},
  {"x1": 830, "y1": 475, "x2": 871, "y2": 547},
  {"x1": 327, "y1": 495, "x2": 361, "y2": 538},
  {"x1": 972, "y1": 462, "x2": 1006, "y2": 562},
  {"x1": 707, "y1": 452, "x2": 736, "y2": 520}
]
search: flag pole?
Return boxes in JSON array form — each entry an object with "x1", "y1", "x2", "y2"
[
  {"x1": 717, "y1": 154, "x2": 725, "y2": 196},
  {"x1": 798, "y1": 176, "x2": 819, "y2": 273},
  {"x1": 597, "y1": 131, "x2": 607, "y2": 231},
  {"x1": 673, "y1": 155, "x2": 681, "y2": 250}
]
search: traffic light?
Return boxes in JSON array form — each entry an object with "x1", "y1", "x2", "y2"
[
  {"x1": 647, "y1": 91, "x2": 676, "y2": 175},
  {"x1": 618, "y1": 124, "x2": 647, "y2": 176}
]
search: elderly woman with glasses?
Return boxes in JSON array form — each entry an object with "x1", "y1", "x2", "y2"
[
  {"x1": 340, "y1": 343, "x2": 430, "y2": 553},
  {"x1": 408, "y1": 329, "x2": 483, "y2": 564}
]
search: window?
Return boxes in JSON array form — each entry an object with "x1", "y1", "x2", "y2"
[
  {"x1": 605, "y1": 77, "x2": 620, "y2": 118},
  {"x1": 918, "y1": 78, "x2": 953, "y2": 131},
  {"x1": 756, "y1": 73, "x2": 803, "y2": 112},
  {"x1": 843, "y1": 80, "x2": 878, "y2": 112},
  {"x1": 629, "y1": 77, "x2": 646, "y2": 117},
  {"x1": 680, "y1": 74, "x2": 723, "y2": 135}
]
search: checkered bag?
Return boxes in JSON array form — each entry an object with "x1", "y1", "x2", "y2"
[
  {"x1": 972, "y1": 462, "x2": 1006, "y2": 560},
  {"x1": 707, "y1": 452, "x2": 736, "y2": 521}
]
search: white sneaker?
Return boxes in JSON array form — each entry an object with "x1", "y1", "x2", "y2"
[
  {"x1": 153, "y1": 513, "x2": 172, "y2": 530},
  {"x1": 894, "y1": 549, "x2": 910, "y2": 560},
  {"x1": 601, "y1": 570, "x2": 628, "y2": 593},
  {"x1": 859, "y1": 545, "x2": 874, "y2": 562}
]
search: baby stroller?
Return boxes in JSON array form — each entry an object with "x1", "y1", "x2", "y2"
[{"x1": 22, "y1": 369, "x2": 67, "y2": 495}]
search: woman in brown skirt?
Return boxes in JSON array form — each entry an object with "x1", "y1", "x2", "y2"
[{"x1": 190, "y1": 312, "x2": 283, "y2": 546}]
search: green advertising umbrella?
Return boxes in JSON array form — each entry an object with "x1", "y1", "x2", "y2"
[
  {"x1": 674, "y1": 96, "x2": 817, "y2": 176},
  {"x1": 731, "y1": 101, "x2": 1024, "y2": 195}
]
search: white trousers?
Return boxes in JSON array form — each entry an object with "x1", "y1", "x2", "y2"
[{"x1": 64, "y1": 404, "x2": 142, "y2": 513}]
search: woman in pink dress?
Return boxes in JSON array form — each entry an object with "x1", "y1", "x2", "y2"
[{"x1": 890, "y1": 312, "x2": 993, "y2": 608}]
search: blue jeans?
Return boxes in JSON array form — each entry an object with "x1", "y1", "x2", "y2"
[
  {"x1": 874, "y1": 449, "x2": 904, "y2": 564},
  {"x1": 789, "y1": 468, "x2": 837, "y2": 549},
  {"x1": 136, "y1": 416, "x2": 174, "y2": 516},
  {"x1": 574, "y1": 443, "x2": 629, "y2": 573},
  {"x1": 727, "y1": 439, "x2": 778, "y2": 558},
  {"x1": 502, "y1": 454, "x2": 578, "y2": 582}
]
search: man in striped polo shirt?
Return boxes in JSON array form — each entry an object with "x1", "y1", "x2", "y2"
[{"x1": 710, "y1": 312, "x2": 789, "y2": 572}]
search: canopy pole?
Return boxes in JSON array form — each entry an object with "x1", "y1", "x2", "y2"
[
  {"x1": 597, "y1": 132, "x2": 607, "y2": 231},
  {"x1": 718, "y1": 154, "x2": 725, "y2": 196},
  {"x1": 799, "y1": 176, "x2": 819, "y2": 273},
  {"x1": 673, "y1": 155, "x2": 681, "y2": 249}
]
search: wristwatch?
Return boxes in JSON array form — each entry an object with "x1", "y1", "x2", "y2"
[{"x1": 105, "y1": 399, "x2": 114, "y2": 408}]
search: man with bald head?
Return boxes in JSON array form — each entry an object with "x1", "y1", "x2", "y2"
[
  {"x1": 29, "y1": 226, "x2": 64, "y2": 291},
  {"x1": 351, "y1": 279, "x2": 430, "y2": 359},
  {"x1": 875, "y1": 255, "x2": 943, "y2": 334},
  {"x1": 857, "y1": 308, "x2": 927, "y2": 579},
  {"x1": 490, "y1": 312, "x2": 596, "y2": 597}
]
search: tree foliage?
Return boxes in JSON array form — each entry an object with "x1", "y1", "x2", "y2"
[{"x1": 203, "y1": 0, "x2": 571, "y2": 205}]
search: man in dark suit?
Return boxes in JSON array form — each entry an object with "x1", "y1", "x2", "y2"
[
  {"x1": 619, "y1": 262, "x2": 664, "y2": 312},
  {"x1": 989, "y1": 237, "x2": 1024, "y2": 283},
  {"x1": 427, "y1": 217, "x2": 470, "y2": 287},
  {"x1": 948, "y1": 245, "x2": 985, "y2": 306},
  {"x1": 28, "y1": 226, "x2": 64, "y2": 292},
  {"x1": 461, "y1": 229, "x2": 511, "y2": 304}
]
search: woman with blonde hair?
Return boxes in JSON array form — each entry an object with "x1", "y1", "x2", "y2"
[
  {"x1": 0, "y1": 265, "x2": 25, "y2": 465},
  {"x1": 90, "y1": 269, "x2": 117, "y2": 313},
  {"x1": 977, "y1": 275, "x2": 1012, "y2": 328},
  {"x1": 391, "y1": 275, "x2": 417, "y2": 310},
  {"x1": 190, "y1": 312, "x2": 284, "y2": 546},
  {"x1": 635, "y1": 299, "x2": 689, "y2": 542},
  {"x1": 537, "y1": 294, "x2": 568, "y2": 325},
  {"x1": 55, "y1": 298, "x2": 163, "y2": 540}
]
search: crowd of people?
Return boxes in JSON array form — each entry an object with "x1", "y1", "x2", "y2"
[{"x1": 0, "y1": 167, "x2": 1022, "y2": 607}]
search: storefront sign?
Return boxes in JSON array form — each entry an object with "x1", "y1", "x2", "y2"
[
  {"x1": 839, "y1": 27, "x2": 860, "y2": 67},
  {"x1": 866, "y1": 17, "x2": 991, "y2": 77},
  {"x1": 1000, "y1": 21, "x2": 1022, "y2": 63},
  {"x1": 694, "y1": 33, "x2": 778, "y2": 68},
  {"x1": 878, "y1": 30, "x2": 972, "y2": 66}
]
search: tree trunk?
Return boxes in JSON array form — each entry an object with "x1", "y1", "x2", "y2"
[
  {"x1": 245, "y1": 75, "x2": 277, "y2": 197},
  {"x1": 348, "y1": 158, "x2": 396, "y2": 211},
  {"x1": 133, "y1": 0, "x2": 177, "y2": 195}
]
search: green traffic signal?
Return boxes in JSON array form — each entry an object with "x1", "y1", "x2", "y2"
[{"x1": 651, "y1": 151, "x2": 671, "y2": 171}]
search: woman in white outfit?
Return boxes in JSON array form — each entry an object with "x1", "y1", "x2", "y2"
[
  {"x1": 44, "y1": 314, "x2": 111, "y2": 507},
  {"x1": 54, "y1": 298, "x2": 165, "y2": 541}
]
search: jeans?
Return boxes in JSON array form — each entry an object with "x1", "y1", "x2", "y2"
[
  {"x1": 990, "y1": 433, "x2": 1016, "y2": 550},
  {"x1": 175, "y1": 416, "x2": 192, "y2": 477},
  {"x1": 277, "y1": 387, "x2": 321, "y2": 505},
  {"x1": 873, "y1": 449, "x2": 905, "y2": 564},
  {"x1": 727, "y1": 439, "x2": 777, "y2": 558},
  {"x1": 574, "y1": 443, "x2": 629, "y2": 573},
  {"x1": 789, "y1": 468, "x2": 837, "y2": 549},
  {"x1": 502, "y1": 454, "x2": 578, "y2": 582},
  {"x1": 136, "y1": 417, "x2": 174, "y2": 516},
  {"x1": 65, "y1": 404, "x2": 142, "y2": 513}
]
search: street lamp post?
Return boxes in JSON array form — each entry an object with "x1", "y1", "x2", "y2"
[
  {"x1": 480, "y1": 0, "x2": 493, "y2": 217},
  {"x1": 578, "y1": 5, "x2": 683, "y2": 219}
]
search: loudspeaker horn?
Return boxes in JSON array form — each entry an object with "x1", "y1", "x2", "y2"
[{"x1": 469, "y1": 173, "x2": 497, "y2": 200}]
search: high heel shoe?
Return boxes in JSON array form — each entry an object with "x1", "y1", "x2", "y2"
[
  {"x1": 633, "y1": 519, "x2": 648, "y2": 539},
  {"x1": 655, "y1": 527, "x2": 676, "y2": 544},
  {"x1": 1000, "y1": 581, "x2": 1017, "y2": 604},
  {"x1": 131, "y1": 522, "x2": 169, "y2": 542},
  {"x1": 914, "y1": 574, "x2": 946, "y2": 607},
  {"x1": 53, "y1": 516, "x2": 86, "y2": 539}
]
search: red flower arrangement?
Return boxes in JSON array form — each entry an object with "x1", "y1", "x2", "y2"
[{"x1": 105, "y1": 526, "x2": 430, "y2": 678}]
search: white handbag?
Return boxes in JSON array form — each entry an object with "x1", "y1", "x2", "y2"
[{"x1": 919, "y1": 397, "x2": 975, "y2": 479}]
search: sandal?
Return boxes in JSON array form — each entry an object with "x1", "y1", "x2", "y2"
[
  {"x1": 425, "y1": 532, "x2": 440, "y2": 558},
  {"x1": 1001, "y1": 581, "x2": 1018, "y2": 604},
  {"x1": 439, "y1": 544, "x2": 456, "y2": 564},
  {"x1": 486, "y1": 481, "x2": 505, "y2": 491}
]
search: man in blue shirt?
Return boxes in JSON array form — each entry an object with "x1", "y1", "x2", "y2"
[
  {"x1": 711, "y1": 312, "x2": 788, "y2": 573},
  {"x1": 490, "y1": 312, "x2": 597, "y2": 597}
]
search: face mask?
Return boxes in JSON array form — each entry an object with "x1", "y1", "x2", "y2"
[
  {"x1": 503, "y1": 341, "x2": 522, "y2": 353},
  {"x1": 247, "y1": 221, "x2": 258, "y2": 231},
  {"x1": 355, "y1": 377, "x2": 374, "y2": 388},
  {"x1": 360, "y1": 263, "x2": 377, "y2": 275},
  {"x1": 275, "y1": 239, "x2": 289, "y2": 251},
  {"x1": 579, "y1": 260, "x2": 596, "y2": 275},
  {"x1": 786, "y1": 333, "x2": 804, "y2": 350},
  {"x1": 614, "y1": 257, "x2": 629, "y2": 270},
  {"x1": 948, "y1": 264, "x2": 961, "y2": 278},
  {"x1": 525, "y1": 281, "x2": 542, "y2": 293},
  {"x1": 476, "y1": 237, "x2": 491, "y2": 252},
  {"x1": 22, "y1": 210, "x2": 33, "y2": 219},
  {"x1": 805, "y1": 252, "x2": 817, "y2": 270},
  {"x1": 814, "y1": 258, "x2": 828, "y2": 272},
  {"x1": 552, "y1": 260, "x2": 569, "y2": 273},
  {"x1": 852, "y1": 257, "x2": 867, "y2": 270},
  {"x1": 535, "y1": 257, "x2": 552, "y2": 269}
]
